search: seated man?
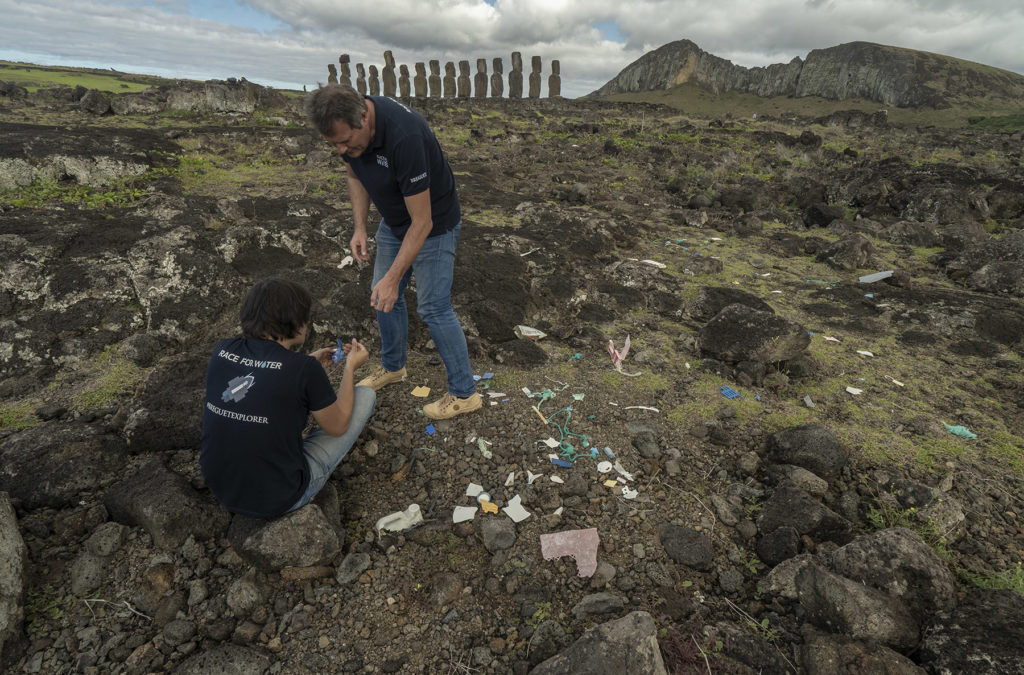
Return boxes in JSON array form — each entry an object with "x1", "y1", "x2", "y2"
[{"x1": 200, "y1": 277, "x2": 375, "y2": 519}]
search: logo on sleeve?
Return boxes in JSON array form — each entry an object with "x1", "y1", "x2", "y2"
[
  {"x1": 376, "y1": 154, "x2": 389, "y2": 168},
  {"x1": 222, "y1": 374, "x2": 255, "y2": 402},
  {"x1": 410, "y1": 171, "x2": 427, "y2": 182}
]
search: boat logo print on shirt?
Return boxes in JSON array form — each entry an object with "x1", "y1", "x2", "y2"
[
  {"x1": 222, "y1": 374, "x2": 255, "y2": 403},
  {"x1": 376, "y1": 154, "x2": 389, "y2": 168}
]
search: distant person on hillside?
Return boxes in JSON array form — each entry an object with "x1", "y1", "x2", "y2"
[
  {"x1": 305, "y1": 84, "x2": 480, "y2": 420},
  {"x1": 200, "y1": 277, "x2": 376, "y2": 519}
]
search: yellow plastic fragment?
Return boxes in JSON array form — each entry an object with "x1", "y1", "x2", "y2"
[
  {"x1": 603, "y1": 480, "x2": 619, "y2": 488},
  {"x1": 411, "y1": 386, "x2": 431, "y2": 398},
  {"x1": 480, "y1": 500, "x2": 499, "y2": 514}
]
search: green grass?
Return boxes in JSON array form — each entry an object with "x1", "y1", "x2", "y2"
[
  {"x1": 967, "y1": 113, "x2": 1024, "y2": 131},
  {"x1": 0, "y1": 60, "x2": 163, "y2": 93},
  {"x1": 73, "y1": 346, "x2": 144, "y2": 411},
  {"x1": 1, "y1": 176, "x2": 149, "y2": 209},
  {"x1": 25, "y1": 585, "x2": 64, "y2": 634},
  {"x1": 960, "y1": 563, "x2": 1024, "y2": 595},
  {"x1": 0, "y1": 401, "x2": 38, "y2": 431}
]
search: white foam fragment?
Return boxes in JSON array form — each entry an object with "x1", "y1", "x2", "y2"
[{"x1": 550, "y1": 476, "x2": 564, "y2": 484}]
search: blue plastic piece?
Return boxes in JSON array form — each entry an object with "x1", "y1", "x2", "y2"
[
  {"x1": 755, "y1": 394, "x2": 761, "y2": 401},
  {"x1": 482, "y1": 372, "x2": 494, "y2": 379},
  {"x1": 603, "y1": 447, "x2": 616, "y2": 459},
  {"x1": 721, "y1": 385, "x2": 742, "y2": 399},
  {"x1": 550, "y1": 458, "x2": 573, "y2": 468},
  {"x1": 425, "y1": 424, "x2": 436, "y2": 436},
  {"x1": 332, "y1": 338, "x2": 346, "y2": 363}
]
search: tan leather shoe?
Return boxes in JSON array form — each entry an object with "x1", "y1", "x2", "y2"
[
  {"x1": 356, "y1": 366, "x2": 407, "y2": 391},
  {"x1": 423, "y1": 392, "x2": 482, "y2": 419}
]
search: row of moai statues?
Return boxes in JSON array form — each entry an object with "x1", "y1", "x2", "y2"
[{"x1": 327, "y1": 51, "x2": 561, "y2": 98}]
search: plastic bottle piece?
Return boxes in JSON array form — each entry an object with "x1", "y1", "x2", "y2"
[
  {"x1": 476, "y1": 492, "x2": 492, "y2": 505},
  {"x1": 332, "y1": 338, "x2": 346, "y2": 363},
  {"x1": 375, "y1": 504, "x2": 423, "y2": 533},
  {"x1": 550, "y1": 458, "x2": 573, "y2": 469}
]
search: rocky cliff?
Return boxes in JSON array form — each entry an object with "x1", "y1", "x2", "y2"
[{"x1": 588, "y1": 40, "x2": 1024, "y2": 108}]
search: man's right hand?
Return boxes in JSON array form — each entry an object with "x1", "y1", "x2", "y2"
[{"x1": 350, "y1": 229, "x2": 370, "y2": 262}]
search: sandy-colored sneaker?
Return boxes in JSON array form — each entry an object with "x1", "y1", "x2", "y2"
[
  {"x1": 356, "y1": 366, "x2": 407, "y2": 391},
  {"x1": 423, "y1": 392, "x2": 482, "y2": 420}
]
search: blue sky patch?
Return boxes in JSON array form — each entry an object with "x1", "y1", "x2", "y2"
[{"x1": 593, "y1": 20, "x2": 625, "y2": 43}]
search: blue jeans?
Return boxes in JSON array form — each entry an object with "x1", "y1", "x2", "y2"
[
  {"x1": 373, "y1": 220, "x2": 475, "y2": 398},
  {"x1": 289, "y1": 385, "x2": 377, "y2": 511}
]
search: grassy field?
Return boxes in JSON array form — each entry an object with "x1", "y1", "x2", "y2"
[{"x1": 0, "y1": 60, "x2": 176, "y2": 92}]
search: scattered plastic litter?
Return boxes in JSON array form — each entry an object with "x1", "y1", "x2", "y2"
[
  {"x1": 520, "y1": 247, "x2": 540, "y2": 257},
  {"x1": 331, "y1": 338, "x2": 347, "y2": 363},
  {"x1": 886, "y1": 376, "x2": 905, "y2": 387},
  {"x1": 505, "y1": 471, "x2": 515, "y2": 487},
  {"x1": 572, "y1": 393, "x2": 585, "y2": 401},
  {"x1": 411, "y1": 386, "x2": 430, "y2": 397},
  {"x1": 466, "y1": 483, "x2": 484, "y2": 498},
  {"x1": 943, "y1": 422, "x2": 977, "y2": 439},
  {"x1": 597, "y1": 461, "x2": 613, "y2": 473},
  {"x1": 846, "y1": 387, "x2": 863, "y2": 395},
  {"x1": 480, "y1": 500, "x2": 499, "y2": 514},
  {"x1": 625, "y1": 406, "x2": 660, "y2": 412},
  {"x1": 452, "y1": 506, "x2": 477, "y2": 523},
  {"x1": 425, "y1": 424, "x2": 436, "y2": 435},
  {"x1": 602, "y1": 447, "x2": 616, "y2": 459},
  {"x1": 570, "y1": 353, "x2": 582, "y2": 360},
  {"x1": 550, "y1": 476, "x2": 564, "y2": 484},
  {"x1": 612, "y1": 461, "x2": 634, "y2": 481},
  {"x1": 338, "y1": 255, "x2": 354, "y2": 269},
  {"x1": 859, "y1": 270, "x2": 894, "y2": 283},
  {"x1": 864, "y1": 293, "x2": 874, "y2": 299},
  {"x1": 514, "y1": 325, "x2": 547, "y2": 340},
  {"x1": 856, "y1": 350, "x2": 874, "y2": 357},
  {"x1": 376, "y1": 504, "x2": 423, "y2": 533},
  {"x1": 527, "y1": 471, "x2": 542, "y2": 484},
  {"x1": 803, "y1": 395, "x2": 815, "y2": 409},
  {"x1": 477, "y1": 438, "x2": 493, "y2": 460},
  {"x1": 721, "y1": 386, "x2": 742, "y2": 399},
  {"x1": 488, "y1": 392, "x2": 507, "y2": 398},
  {"x1": 540, "y1": 528, "x2": 599, "y2": 577},
  {"x1": 542, "y1": 437, "x2": 560, "y2": 448},
  {"x1": 823, "y1": 336, "x2": 841, "y2": 343},
  {"x1": 602, "y1": 480, "x2": 617, "y2": 488},
  {"x1": 607, "y1": 335, "x2": 641, "y2": 376},
  {"x1": 550, "y1": 457, "x2": 573, "y2": 469},
  {"x1": 502, "y1": 495, "x2": 531, "y2": 523},
  {"x1": 621, "y1": 487, "x2": 638, "y2": 499},
  {"x1": 553, "y1": 507, "x2": 564, "y2": 515},
  {"x1": 639, "y1": 259, "x2": 666, "y2": 269}
]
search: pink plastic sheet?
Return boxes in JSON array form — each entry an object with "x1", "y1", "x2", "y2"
[{"x1": 539, "y1": 528, "x2": 599, "y2": 577}]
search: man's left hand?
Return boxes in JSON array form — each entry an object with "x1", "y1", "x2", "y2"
[{"x1": 370, "y1": 276, "x2": 400, "y2": 313}]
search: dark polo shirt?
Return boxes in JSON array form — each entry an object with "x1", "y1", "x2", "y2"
[{"x1": 342, "y1": 96, "x2": 460, "y2": 238}]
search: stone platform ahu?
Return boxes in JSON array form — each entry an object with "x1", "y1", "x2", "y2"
[{"x1": 330, "y1": 52, "x2": 561, "y2": 98}]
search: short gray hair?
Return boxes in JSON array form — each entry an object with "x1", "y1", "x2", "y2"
[{"x1": 305, "y1": 84, "x2": 366, "y2": 136}]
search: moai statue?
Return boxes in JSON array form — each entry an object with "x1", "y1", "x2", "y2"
[
  {"x1": 428, "y1": 60, "x2": 442, "y2": 98},
  {"x1": 548, "y1": 59, "x2": 561, "y2": 98},
  {"x1": 327, "y1": 63, "x2": 338, "y2": 84},
  {"x1": 490, "y1": 58, "x2": 504, "y2": 98},
  {"x1": 368, "y1": 65, "x2": 380, "y2": 95},
  {"x1": 338, "y1": 54, "x2": 352, "y2": 88},
  {"x1": 398, "y1": 65, "x2": 410, "y2": 98},
  {"x1": 413, "y1": 62, "x2": 427, "y2": 97},
  {"x1": 382, "y1": 51, "x2": 397, "y2": 97},
  {"x1": 443, "y1": 62, "x2": 456, "y2": 98},
  {"x1": 474, "y1": 59, "x2": 487, "y2": 98},
  {"x1": 457, "y1": 60, "x2": 471, "y2": 98},
  {"x1": 356, "y1": 63, "x2": 368, "y2": 95},
  {"x1": 528, "y1": 55, "x2": 541, "y2": 98},
  {"x1": 509, "y1": 52, "x2": 523, "y2": 99}
]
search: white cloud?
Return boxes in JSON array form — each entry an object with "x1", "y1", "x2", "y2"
[{"x1": 0, "y1": 0, "x2": 1021, "y2": 98}]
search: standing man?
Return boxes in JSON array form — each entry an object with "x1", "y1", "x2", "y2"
[{"x1": 305, "y1": 85, "x2": 480, "y2": 419}]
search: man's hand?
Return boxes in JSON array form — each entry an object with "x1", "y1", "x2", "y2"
[
  {"x1": 370, "y1": 275, "x2": 400, "y2": 313},
  {"x1": 342, "y1": 338, "x2": 370, "y2": 371},
  {"x1": 311, "y1": 347, "x2": 335, "y2": 368},
  {"x1": 350, "y1": 228, "x2": 370, "y2": 262}
]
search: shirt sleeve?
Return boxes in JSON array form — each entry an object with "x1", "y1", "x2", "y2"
[
  {"x1": 394, "y1": 134, "x2": 431, "y2": 197},
  {"x1": 303, "y1": 359, "x2": 338, "y2": 412}
]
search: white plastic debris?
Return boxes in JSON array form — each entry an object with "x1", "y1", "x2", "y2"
[
  {"x1": 554, "y1": 507, "x2": 564, "y2": 516},
  {"x1": 514, "y1": 325, "x2": 547, "y2": 340},
  {"x1": 846, "y1": 386, "x2": 863, "y2": 395},
  {"x1": 859, "y1": 270, "x2": 894, "y2": 283},
  {"x1": 856, "y1": 350, "x2": 874, "y2": 357},
  {"x1": 597, "y1": 461, "x2": 613, "y2": 473},
  {"x1": 612, "y1": 461, "x2": 634, "y2": 481},
  {"x1": 887, "y1": 376, "x2": 905, "y2": 387},
  {"x1": 542, "y1": 437, "x2": 560, "y2": 449},
  {"x1": 639, "y1": 259, "x2": 666, "y2": 269},
  {"x1": 527, "y1": 471, "x2": 542, "y2": 484},
  {"x1": 621, "y1": 487, "x2": 638, "y2": 499},
  {"x1": 505, "y1": 471, "x2": 515, "y2": 487},
  {"x1": 465, "y1": 483, "x2": 484, "y2": 498},
  {"x1": 624, "y1": 406, "x2": 660, "y2": 412},
  {"x1": 824, "y1": 336, "x2": 841, "y2": 343},
  {"x1": 502, "y1": 495, "x2": 531, "y2": 523},
  {"x1": 803, "y1": 395, "x2": 815, "y2": 409},
  {"x1": 375, "y1": 504, "x2": 423, "y2": 533},
  {"x1": 452, "y1": 506, "x2": 478, "y2": 523},
  {"x1": 338, "y1": 255, "x2": 354, "y2": 269},
  {"x1": 550, "y1": 476, "x2": 564, "y2": 484}
]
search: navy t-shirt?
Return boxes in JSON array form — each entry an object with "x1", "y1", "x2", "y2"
[
  {"x1": 342, "y1": 95, "x2": 460, "y2": 238},
  {"x1": 200, "y1": 338, "x2": 337, "y2": 519}
]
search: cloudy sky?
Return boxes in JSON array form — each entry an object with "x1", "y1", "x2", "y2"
[{"x1": 2, "y1": 0, "x2": 1022, "y2": 98}]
